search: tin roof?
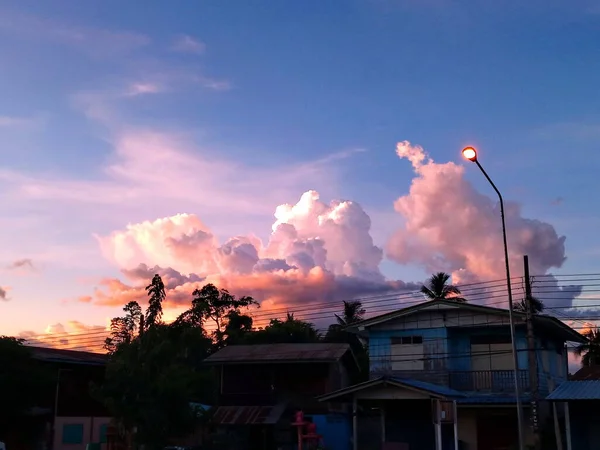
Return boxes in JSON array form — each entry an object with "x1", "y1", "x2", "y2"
[
  {"x1": 317, "y1": 376, "x2": 465, "y2": 402},
  {"x1": 203, "y1": 343, "x2": 352, "y2": 364},
  {"x1": 211, "y1": 403, "x2": 286, "y2": 425},
  {"x1": 30, "y1": 346, "x2": 108, "y2": 366},
  {"x1": 546, "y1": 381, "x2": 600, "y2": 400}
]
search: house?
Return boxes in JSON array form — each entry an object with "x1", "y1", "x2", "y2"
[
  {"x1": 202, "y1": 342, "x2": 360, "y2": 450},
  {"x1": 316, "y1": 299, "x2": 586, "y2": 450},
  {"x1": 31, "y1": 347, "x2": 111, "y2": 450}
]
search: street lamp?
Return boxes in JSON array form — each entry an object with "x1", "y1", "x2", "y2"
[{"x1": 461, "y1": 146, "x2": 525, "y2": 450}]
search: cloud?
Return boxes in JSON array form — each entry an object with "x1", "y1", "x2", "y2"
[
  {"x1": 551, "y1": 197, "x2": 564, "y2": 206},
  {"x1": 171, "y1": 35, "x2": 206, "y2": 55},
  {"x1": 0, "y1": 286, "x2": 9, "y2": 301},
  {"x1": 19, "y1": 320, "x2": 109, "y2": 352},
  {"x1": 124, "y1": 83, "x2": 164, "y2": 97},
  {"x1": 6, "y1": 258, "x2": 35, "y2": 272},
  {"x1": 387, "y1": 140, "x2": 578, "y2": 308},
  {"x1": 86, "y1": 191, "x2": 418, "y2": 310},
  {"x1": 0, "y1": 116, "x2": 34, "y2": 128},
  {"x1": 0, "y1": 11, "x2": 149, "y2": 59}
]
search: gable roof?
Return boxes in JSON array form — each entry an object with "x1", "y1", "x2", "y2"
[
  {"x1": 203, "y1": 343, "x2": 354, "y2": 365},
  {"x1": 29, "y1": 346, "x2": 108, "y2": 366},
  {"x1": 347, "y1": 299, "x2": 586, "y2": 343},
  {"x1": 317, "y1": 376, "x2": 465, "y2": 402}
]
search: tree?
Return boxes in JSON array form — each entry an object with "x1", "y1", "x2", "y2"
[
  {"x1": 575, "y1": 328, "x2": 600, "y2": 367},
  {"x1": 248, "y1": 313, "x2": 321, "y2": 344},
  {"x1": 223, "y1": 310, "x2": 254, "y2": 345},
  {"x1": 176, "y1": 283, "x2": 258, "y2": 344},
  {"x1": 104, "y1": 301, "x2": 143, "y2": 353},
  {"x1": 513, "y1": 296, "x2": 545, "y2": 314},
  {"x1": 420, "y1": 272, "x2": 466, "y2": 302},
  {"x1": 145, "y1": 274, "x2": 166, "y2": 329}
]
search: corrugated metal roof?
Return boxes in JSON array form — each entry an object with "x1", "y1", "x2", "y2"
[
  {"x1": 547, "y1": 381, "x2": 600, "y2": 400},
  {"x1": 30, "y1": 346, "x2": 108, "y2": 366},
  {"x1": 203, "y1": 343, "x2": 351, "y2": 364},
  {"x1": 390, "y1": 378, "x2": 465, "y2": 398}
]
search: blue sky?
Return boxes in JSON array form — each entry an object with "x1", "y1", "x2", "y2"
[{"x1": 0, "y1": 0, "x2": 599, "y2": 342}]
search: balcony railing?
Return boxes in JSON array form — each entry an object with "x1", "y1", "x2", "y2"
[{"x1": 448, "y1": 370, "x2": 530, "y2": 393}]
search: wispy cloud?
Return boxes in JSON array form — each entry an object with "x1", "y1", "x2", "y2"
[
  {"x1": 124, "y1": 82, "x2": 165, "y2": 97},
  {"x1": 7, "y1": 258, "x2": 34, "y2": 270},
  {"x1": 0, "y1": 286, "x2": 10, "y2": 301},
  {"x1": 0, "y1": 115, "x2": 40, "y2": 129},
  {"x1": 171, "y1": 35, "x2": 206, "y2": 55},
  {"x1": 533, "y1": 122, "x2": 600, "y2": 141},
  {"x1": 0, "y1": 11, "x2": 150, "y2": 59}
]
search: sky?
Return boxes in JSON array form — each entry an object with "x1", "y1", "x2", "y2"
[{"x1": 1, "y1": 0, "x2": 600, "y2": 350}]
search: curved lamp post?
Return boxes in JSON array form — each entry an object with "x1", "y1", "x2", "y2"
[{"x1": 461, "y1": 146, "x2": 525, "y2": 450}]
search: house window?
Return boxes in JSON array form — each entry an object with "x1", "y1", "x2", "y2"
[
  {"x1": 470, "y1": 335, "x2": 513, "y2": 371},
  {"x1": 390, "y1": 335, "x2": 424, "y2": 371},
  {"x1": 99, "y1": 424, "x2": 108, "y2": 444},
  {"x1": 62, "y1": 424, "x2": 84, "y2": 444}
]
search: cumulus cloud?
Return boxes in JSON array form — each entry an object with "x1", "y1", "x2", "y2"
[
  {"x1": 89, "y1": 191, "x2": 417, "y2": 310},
  {"x1": 19, "y1": 320, "x2": 109, "y2": 352},
  {"x1": 387, "y1": 140, "x2": 579, "y2": 308}
]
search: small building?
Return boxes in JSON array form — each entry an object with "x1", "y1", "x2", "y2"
[
  {"x1": 317, "y1": 299, "x2": 586, "y2": 450},
  {"x1": 31, "y1": 347, "x2": 111, "y2": 450},
  {"x1": 202, "y1": 342, "x2": 360, "y2": 450},
  {"x1": 546, "y1": 380, "x2": 600, "y2": 450}
]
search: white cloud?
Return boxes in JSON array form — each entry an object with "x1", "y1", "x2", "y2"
[{"x1": 171, "y1": 35, "x2": 206, "y2": 55}]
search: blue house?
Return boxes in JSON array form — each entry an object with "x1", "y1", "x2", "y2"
[{"x1": 317, "y1": 299, "x2": 585, "y2": 450}]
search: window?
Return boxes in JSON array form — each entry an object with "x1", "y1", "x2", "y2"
[
  {"x1": 62, "y1": 424, "x2": 84, "y2": 445},
  {"x1": 470, "y1": 335, "x2": 513, "y2": 371},
  {"x1": 390, "y1": 335, "x2": 424, "y2": 371},
  {"x1": 99, "y1": 424, "x2": 108, "y2": 444}
]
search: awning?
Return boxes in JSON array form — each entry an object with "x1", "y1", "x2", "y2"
[
  {"x1": 212, "y1": 403, "x2": 286, "y2": 425},
  {"x1": 317, "y1": 376, "x2": 465, "y2": 402},
  {"x1": 547, "y1": 381, "x2": 600, "y2": 401}
]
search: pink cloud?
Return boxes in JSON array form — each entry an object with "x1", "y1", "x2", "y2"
[
  {"x1": 387, "y1": 141, "x2": 578, "y2": 308},
  {"x1": 19, "y1": 320, "x2": 110, "y2": 352},
  {"x1": 171, "y1": 35, "x2": 206, "y2": 55}
]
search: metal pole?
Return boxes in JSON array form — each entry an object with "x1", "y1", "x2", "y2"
[{"x1": 474, "y1": 160, "x2": 526, "y2": 450}]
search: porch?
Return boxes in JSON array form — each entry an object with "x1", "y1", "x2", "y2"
[{"x1": 317, "y1": 377, "x2": 463, "y2": 450}]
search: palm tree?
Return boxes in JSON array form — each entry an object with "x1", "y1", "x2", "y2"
[
  {"x1": 334, "y1": 300, "x2": 366, "y2": 326},
  {"x1": 420, "y1": 272, "x2": 466, "y2": 302},
  {"x1": 575, "y1": 328, "x2": 600, "y2": 367},
  {"x1": 513, "y1": 296, "x2": 545, "y2": 314}
]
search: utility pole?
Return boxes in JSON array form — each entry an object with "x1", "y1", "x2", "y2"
[{"x1": 524, "y1": 255, "x2": 541, "y2": 449}]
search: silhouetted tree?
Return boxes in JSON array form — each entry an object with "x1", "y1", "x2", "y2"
[
  {"x1": 248, "y1": 313, "x2": 321, "y2": 344},
  {"x1": 145, "y1": 274, "x2": 165, "y2": 329},
  {"x1": 175, "y1": 283, "x2": 258, "y2": 344},
  {"x1": 575, "y1": 328, "x2": 600, "y2": 367},
  {"x1": 420, "y1": 272, "x2": 466, "y2": 302},
  {"x1": 513, "y1": 296, "x2": 545, "y2": 314},
  {"x1": 104, "y1": 301, "x2": 143, "y2": 353}
]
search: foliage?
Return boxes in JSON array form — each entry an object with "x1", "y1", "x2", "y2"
[
  {"x1": 513, "y1": 296, "x2": 545, "y2": 314},
  {"x1": 175, "y1": 283, "x2": 258, "y2": 345},
  {"x1": 575, "y1": 327, "x2": 600, "y2": 367},
  {"x1": 420, "y1": 272, "x2": 466, "y2": 302},
  {"x1": 145, "y1": 274, "x2": 166, "y2": 329},
  {"x1": 0, "y1": 337, "x2": 54, "y2": 433},
  {"x1": 247, "y1": 313, "x2": 321, "y2": 344},
  {"x1": 104, "y1": 301, "x2": 143, "y2": 353}
]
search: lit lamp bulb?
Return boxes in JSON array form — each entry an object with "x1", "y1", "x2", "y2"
[{"x1": 462, "y1": 147, "x2": 477, "y2": 162}]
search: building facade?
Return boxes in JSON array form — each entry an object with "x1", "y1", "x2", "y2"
[
  {"x1": 318, "y1": 299, "x2": 586, "y2": 450},
  {"x1": 203, "y1": 342, "x2": 360, "y2": 450}
]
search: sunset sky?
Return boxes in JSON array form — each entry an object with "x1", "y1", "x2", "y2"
[{"x1": 1, "y1": 1, "x2": 599, "y2": 348}]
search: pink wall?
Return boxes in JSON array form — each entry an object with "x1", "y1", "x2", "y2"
[{"x1": 53, "y1": 417, "x2": 111, "y2": 450}]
